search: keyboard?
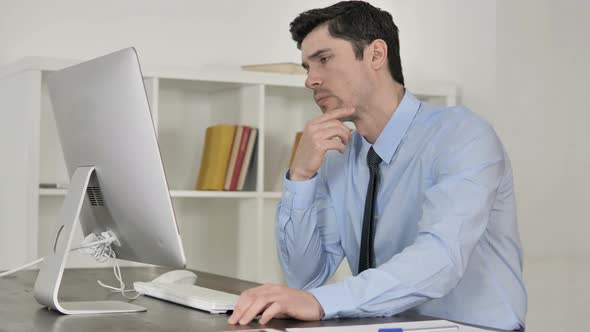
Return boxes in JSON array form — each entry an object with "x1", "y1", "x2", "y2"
[{"x1": 134, "y1": 281, "x2": 239, "y2": 314}]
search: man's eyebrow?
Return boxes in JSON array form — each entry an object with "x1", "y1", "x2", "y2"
[{"x1": 301, "y1": 48, "x2": 332, "y2": 69}]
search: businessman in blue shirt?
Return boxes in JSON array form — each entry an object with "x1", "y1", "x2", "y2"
[{"x1": 229, "y1": 1, "x2": 527, "y2": 330}]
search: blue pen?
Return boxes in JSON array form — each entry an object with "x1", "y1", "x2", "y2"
[{"x1": 378, "y1": 326, "x2": 459, "y2": 332}]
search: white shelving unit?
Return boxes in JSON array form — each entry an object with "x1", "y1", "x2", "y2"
[{"x1": 0, "y1": 56, "x2": 457, "y2": 283}]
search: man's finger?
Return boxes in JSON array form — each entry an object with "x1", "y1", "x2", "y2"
[
  {"x1": 228, "y1": 284, "x2": 285, "y2": 324},
  {"x1": 228, "y1": 306, "x2": 246, "y2": 325},
  {"x1": 239, "y1": 297, "x2": 272, "y2": 325},
  {"x1": 259, "y1": 302, "x2": 282, "y2": 325},
  {"x1": 317, "y1": 125, "x2": 352, "y2": 146},
  {"x1": 314, "y1": 107, "x2": 355, "y2": 123},
  {"x1": 228, "y1": 293, "x2": 255, "y2": 324},
  {"x1": 323, "y1": 139, "x2": 346, "y2": 154},
  {"x1": 228, "y1": 308, "x2": 242, "y2": 325},
  {"x1": 229, "y1": 284, "x2": 275, "y2": 324}
]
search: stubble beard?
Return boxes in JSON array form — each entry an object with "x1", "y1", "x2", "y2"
[{"x1": 319, "y1": 96, "x2": 353, "y2": 122}]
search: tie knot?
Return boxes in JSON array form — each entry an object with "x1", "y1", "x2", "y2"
[{"x1": 367, "y1": 147, "x2": 382, "y2": 166}]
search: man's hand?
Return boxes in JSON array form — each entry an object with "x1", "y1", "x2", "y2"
[
  {"x1": 227, "y1": 284, "x2": 324, "y2": 325},
  {"x1": 289, "y1": 107, "x2": 354, "y2": 181}
]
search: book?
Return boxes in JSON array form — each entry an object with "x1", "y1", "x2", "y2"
[
  {"x1": 39, "y1": 183, "x2": 69, "y2": 189},
  {"x1": 229, "y1": 126, "x2": 252, "y2": 191},
  {"x1": 289, "y1": 131, "x2": 303, "y2": 167},
  {"x1": 240, "y1": 138, "x2": 258, "y2": 192},
  {"x1": 223, "y1": 125, "x2": 244, "y2": 190},
  {"x1": 195, "y1": 124, "x2": 237, "y2": 190},
  {"x1": 241, "y1": 62, "x2": 307, "y2": 75},
  {"x1": 237, "y1": 128, "x2": 258, "y2": 191}
]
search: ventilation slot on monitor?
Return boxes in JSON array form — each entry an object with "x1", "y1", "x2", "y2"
[{"x1": 86, "y1": 186, "x2": 105, "y2": 206}]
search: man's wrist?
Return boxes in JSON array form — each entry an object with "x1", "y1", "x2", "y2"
[
  {"x1": 307, "y1": 291, "x2": 325, "y2": 320},
  {"x1": 289, "y1": 168, "x2": 314, "y2": 181}
]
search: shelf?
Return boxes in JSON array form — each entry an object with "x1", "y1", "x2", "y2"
[
  {"x1": 39, "y1": 188, "x2": 68, "y2": 196},
  {"x1": 39, "y1": 188, "x2": 282, "y2": 199},
  {"x1": 0, "y1": 56, "x2": 308, "y2": 88},
  {"x1": 2, "y1": 55, "x2": 457, "y2": 281},
  {"x1": 172, "y1": 190, "x2": 282, "y2": 199}
]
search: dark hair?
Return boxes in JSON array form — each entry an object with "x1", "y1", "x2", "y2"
[{"x1": 290, "y1": 1, "x2": 404, "y2": 86}]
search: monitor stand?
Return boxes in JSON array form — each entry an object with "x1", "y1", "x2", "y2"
[{"x1": 33, "y1": 166, "x2": 146, "y2": 314}]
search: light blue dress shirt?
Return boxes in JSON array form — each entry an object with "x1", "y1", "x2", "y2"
[{"x1": 276, "y1": 91, "x2": 527, "y2": 331}]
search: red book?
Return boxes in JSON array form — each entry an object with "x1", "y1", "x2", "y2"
[
  {"x1": 224, "y1": 125, "x2": 244, "y2": 190},
  {"x1": 229, "y1": 126, "x2": 251, "y2": 191},
  {"x1": 237, "y1": 128, "x2": 258, "y2": 191}
]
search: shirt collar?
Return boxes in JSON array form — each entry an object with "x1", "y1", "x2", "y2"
[{"x1": 363, "y1": 90, "x2": 421, "y2": 165}]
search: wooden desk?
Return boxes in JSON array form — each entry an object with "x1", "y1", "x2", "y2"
[{"x1": 0, "y1": 267, "x2": 504, "y2": 332}]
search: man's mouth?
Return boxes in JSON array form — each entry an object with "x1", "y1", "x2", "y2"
[{"x1": 315, "y1": 95, "x2": 329, "y2": 105}]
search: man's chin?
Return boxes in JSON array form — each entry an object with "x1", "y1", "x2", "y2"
[
  {"x1": 320, "y1": 103, "x2": 340, "y2": 113},
  {"x1": 319, "y1": 108, "x2": 354, "y2": 123}
]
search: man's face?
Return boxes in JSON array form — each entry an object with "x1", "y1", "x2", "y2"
[{"x1": 301, "y1": 25, "x2": 370, "y2": 117}]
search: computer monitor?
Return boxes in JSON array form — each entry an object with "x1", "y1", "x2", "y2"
[{"x1": 33, "y1": 48, "x2": 186, "y2": 314}]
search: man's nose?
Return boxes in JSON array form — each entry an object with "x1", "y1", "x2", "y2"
[{"x1": 305, "y1": 70, "x2": 322, "y2": 89}]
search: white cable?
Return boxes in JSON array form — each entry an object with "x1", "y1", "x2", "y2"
[
  {"x1": 81, "y1": 232, "x2": 141, "y2": 300},
  {"x1": 1, "y1": 231, "x2": 142, "y2": 300},
  {"x1": 0, "y1": 237, "x2": 115, "y2": 278},
  {"x1": 96, "y1": 250, "x2": 141, "y2": 300},
  {"x1": 0, "y1": 258, "x2": 44, "y2": 278}
]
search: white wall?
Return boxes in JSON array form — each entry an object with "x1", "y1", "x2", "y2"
[
  {"x1": 0, "y1": 0, "x2": 394, "y2": 68},
  {"x1": 393, "y1": 1, "x2": 590, "y2": 331},
  {"x1": 2, "y1": 0, "x2": 588, "y2": 331},
  {"x1": 497, "y1": 0, "x2": 590, "y2": 331},
  {"x1": 391, "y1": 0, "x2": 496, "y2": 126}
]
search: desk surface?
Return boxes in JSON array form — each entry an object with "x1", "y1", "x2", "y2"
[{"x1": 0, "y1": 267, "x2": 503, "y2": 332}]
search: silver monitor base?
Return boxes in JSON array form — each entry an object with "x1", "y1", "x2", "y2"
[{"x1": 33, "y1": 166, "x2": 146, "y2": 314}]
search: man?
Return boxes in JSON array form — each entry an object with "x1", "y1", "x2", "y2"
[{"x1": 228, "y1": 1, "x2": 527, "y2": 330}]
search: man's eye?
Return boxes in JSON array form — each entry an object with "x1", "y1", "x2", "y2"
[{"x1": 320, "y1": 56, "x2": 329, "y2": 64}]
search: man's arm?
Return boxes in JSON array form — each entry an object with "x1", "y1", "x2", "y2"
[
  {"x1": 228, "y1": 108, "x2": 353, "y2": 325},
  {"x1": 310, "y1": 123, "x2": 506, "y2": 318},
  {"x1": 275, "y1": 107, "x2": 354, "y2": 289},
  {"x1": 229, "y1": 117, "x2": 508, "y2": 326},
  {"x1": 228, "y1": 173, "x2": 339, "y2": 326},
  {"x1": 275, "y1": 169, "x2": 344, "y2": 289}
]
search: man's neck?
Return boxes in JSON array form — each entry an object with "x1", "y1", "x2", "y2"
[{"x1": 353, "y1": 81, "x2": 405, "y2": 144}]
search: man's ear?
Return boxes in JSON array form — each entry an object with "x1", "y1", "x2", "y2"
[{"x1": 368, "y1": 39, "x2": 388, "y2": 70}]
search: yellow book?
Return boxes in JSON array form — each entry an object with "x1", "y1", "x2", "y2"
[
  {"x1": 196, "y1": 124, "x2": 237, "y2": 190},
  {"x1": 289, "y1": 131, "x2": 303, "y2": 167}
]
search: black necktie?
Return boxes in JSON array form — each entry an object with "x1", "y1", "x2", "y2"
[{"x1": 358, "y1": 147, "x2": 382, "y2": 273}]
